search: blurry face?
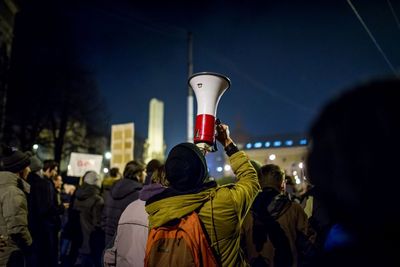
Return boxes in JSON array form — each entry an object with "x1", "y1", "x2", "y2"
[
  {"x1": 44, "y1": 166, "x2": 58, "y2": 179},
  {"x1": 53, "y1": 175, "x2": 63, "y2": 190},
  {"x1": 20, "y1": 166, "x2": 31, "y2": 180},
  {"x1": 138, "y1": 170, "x2": 146, "y2": 183}
]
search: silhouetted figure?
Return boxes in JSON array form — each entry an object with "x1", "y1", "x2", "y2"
[
  {"x1": 73, "y1": 171, "x2": 104, "y2": 267},
  {"x1": 0, "y1": 145, "x2": 32, "y2": 267},
  {"x1": 145, "y1": 122, "x2": 260, "y2": 266},
  {"x1": 101, "y1": 161, "x2": 145, "y2": 247},
  {"x1": 307, "y1": 78, "x2": 400, "y2": 267}
]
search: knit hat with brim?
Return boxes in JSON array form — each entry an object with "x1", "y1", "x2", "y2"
[
  {"x1": 0, "y1": 145, "x2": 31, "y2": 173},
  {"x1": 165, "y1": 142, "x2": 208, "y2": 192}
]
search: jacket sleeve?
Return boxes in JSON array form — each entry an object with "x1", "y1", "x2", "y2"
[
  {"x1": 229, "y1": 151, "x2": 261, "y2": 222},
  {"x1": 2, "y1": 187, "x2": 32, "y2": 248}
]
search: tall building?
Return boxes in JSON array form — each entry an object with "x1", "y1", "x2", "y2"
[
  {"x1": 0, "y1": 0, "x2": 18, "y2": 137},
  {"x1": 144, "y1": 98, "x2": 165, "y2": 163},
  {"x1": 111, "y1": 123, "x2": 134, "y2": 172}
]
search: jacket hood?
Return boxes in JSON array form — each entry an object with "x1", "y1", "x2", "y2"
[
  {"x1": 75, "y1": 183, "x2": 100, "y2": 201},
  {"x1": 110, "y1": 178, "x2": 142, "y2": 200},
  {"x1": 145, "y1": 186, "x2": 215, "y2": 227},
  {"x1": 139, "y1": 183, "x2": 166, "y2": 201}
]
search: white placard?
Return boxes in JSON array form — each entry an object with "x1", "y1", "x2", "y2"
[{"x1": 67, "y1": 152, "x2": 103, "y2": 177}]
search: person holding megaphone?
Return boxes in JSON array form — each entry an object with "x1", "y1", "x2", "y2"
[{"x1": 144, "y1": 72, "x2": 261, "y2": 267}]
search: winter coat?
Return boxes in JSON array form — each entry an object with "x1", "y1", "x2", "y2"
[
  {"x1": 242, "y1": 187, "x2": 316, "y2": 267},
  {"x1": 101, "y1": 178, "x2": 142, "y2": 246},
  {"x1": 73, "y1": 183, "x2": 104, "y2": 255},
  {"x1": 0, "y1": 171, "x2": 32, "y2": 266},
  {"x1": 145, "y1": 151, "x2": 260, "y2": 267},
  {"x1": 103, "y1": 183, "x2": 166, "y2": 267}
]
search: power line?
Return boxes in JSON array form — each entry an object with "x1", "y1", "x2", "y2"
[
  {"x1": 386, "y1": 0, "x2": 400, "y2": 32},
  {"x1": 346, "y1": 0, "x2": 399, "y2": 77}
]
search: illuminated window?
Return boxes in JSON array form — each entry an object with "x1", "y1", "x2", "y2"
[
  {"x1": 285, "y1": 140, "x2": 293, "y2": 146},
  {"x1": 299, "y1": 139, "x2": 308, "y2": 145},
  {"x1": 254, "y1": 142, "x2": 262, "y2": 148},
  {"x1": 273, "y1": 141, "x2": 282, "y2": 147},
  {"x1": 246, "y1": 143, "x2": 252, "y2": 149},
  {"x1": 265, "y1": 142, "x2": 271, "y2": 147}
]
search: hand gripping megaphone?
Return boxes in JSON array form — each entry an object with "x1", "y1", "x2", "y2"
[{"x1": 188, "y1": 72, "x2": 231, "y2": 152}]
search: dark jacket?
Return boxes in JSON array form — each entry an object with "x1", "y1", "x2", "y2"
[
  {"x1": 243, "y1": 187, "x2": 316, "y2": 267},
  {"x1": 101, "y1": 178, "x2": 142, "y2": 246},
  {"x1": 73, "y1": 183, "x2": 104, "y2": 255}
]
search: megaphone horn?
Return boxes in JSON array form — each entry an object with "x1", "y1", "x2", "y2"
[{"x1": 188, "y1": 72, "x2": 231, "y2": 152}]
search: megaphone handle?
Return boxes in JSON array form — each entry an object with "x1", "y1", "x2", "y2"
[{"x1": 213, "y1": 118, "x2": 221, "y2": 152}]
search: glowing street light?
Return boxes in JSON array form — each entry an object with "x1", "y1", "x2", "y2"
[
  {"x1": 105, "y1": 151, "x2": 112, "y2": 160},
  {"x1": 32, "y1": 144, "x2": 39, "y2": 150}
]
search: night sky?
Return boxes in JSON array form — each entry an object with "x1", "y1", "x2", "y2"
[{"x1": 17, "y1": 0, "x2": 400, "y2": 151}]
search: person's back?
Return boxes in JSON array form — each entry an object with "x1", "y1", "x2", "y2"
[
  {"x1": 101, "y1": 161, "x2": 145, "y2": 246},
  {"x1": 145, "y1": 122, "x2": 260, "y2": 266},
  {"x1": 242, "y1": 164, "x2": 315, "y2": 267},
  {"x1": 0, "y1": 145, "x2": 32, "y2": 267},
  {"x1": 73, "y1": 171, "x2": 104, "y2": 267},
  {"x1": 307, "y1": 78, "x2": 400, "y2": 267},
  {"x1": 102, "y1": 167, "x2": 121, "y2": 201},
  {"x1": 103, "y1": 164, "x2": 167, "y2": 267}
]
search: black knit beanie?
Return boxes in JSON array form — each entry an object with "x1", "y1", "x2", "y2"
[
  {"x1": 165, "y1": 142, "x2": 208, "y2": 192},
  {"x1": 0, "y1": 145, "x2": 31, "y2": 173}
]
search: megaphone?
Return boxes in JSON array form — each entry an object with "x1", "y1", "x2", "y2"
[{"x1": 188, "y1": 72, "x2": 231, "y2": 152}]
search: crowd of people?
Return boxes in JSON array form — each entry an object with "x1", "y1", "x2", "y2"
[{"x1": 0, "y1": 76, "x2": 399, "y2": 267}]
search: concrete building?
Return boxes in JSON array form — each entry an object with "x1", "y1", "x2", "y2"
[
  {"x1": 143, "y1": 98, "x2": 165, "y2": 163},
  {"x1": 209, "y1": 134, "x2": 309, "y2": 185},
  {"x1": 111, "y1": 123, "x2": 135, "y2": 172}
]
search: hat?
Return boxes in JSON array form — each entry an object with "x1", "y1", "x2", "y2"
[
  {"x1": 165, "y1": 142, "x2": 208, "y2": 192},
  {"x1": 0, "y1": 145, "x2": 31, "y2": 173},
  {"x1": 29, "y1": 155, "x2": 43, "y2": 172},
  {"x1": 83, "y1": 171, "x2": 101, "y2": 187}
]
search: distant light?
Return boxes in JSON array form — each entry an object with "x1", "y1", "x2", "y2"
[
  {"x1": 67, "y1": 165, "x2": 71, "y2": 170},
  {"x1": 246, "y1": 143, "x2": 252, "y2": 149},
  {"x1": 254, "y1": 142, "x2": 262, "y2": 148},
  {"x1": 273, "y1": 141, "x2": 282, "y2": 147},
  {"x1": 105, "y1": 152, "x2": 112, "y2": 159},
  {"x1": 295, "y1": 177, "x2": 301, "y2": 184},
  {"x1": 299, "y1": 139, "x2": 308, "y2": 145},
  {"x1": 298, "y1": 162, "x2": 304, "y2": 169},
  {"x1": 264, "y1": 142, "x2": 271, "y2": 148},
  {"x1": 103, "y1": 167, "x2": 109, "y2": 173},
  {"x1": 32, "y1": 144, "x2": 39, "y2": 150},
  {"x1": 293, "y1": 171, "x2": 298, "y2": 176},
  {"x1": 224, "y1": 164, "x2": 231, "y2": 171},
  {"x1": 216, "y1": 166, "x2": 223, "y2": 172},
  {"x1": 285, "y1": 140, "x2": 293, "y2": 146},
  {"x1": 269, "y1": 154, "x2": 276, "y2": 161}
]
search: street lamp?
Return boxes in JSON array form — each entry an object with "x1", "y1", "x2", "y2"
[{"x1": 105, "y1": 151, "x2": 112, "y2": 160}]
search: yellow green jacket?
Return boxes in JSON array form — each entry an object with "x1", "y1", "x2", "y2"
[{"x1": 146, "y1": 151, "x2": 261, "y2": 267}]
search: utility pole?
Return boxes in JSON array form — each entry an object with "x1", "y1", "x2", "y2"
[{"x1": 187, "y1": 31, "x2": 194, "y2": 142}]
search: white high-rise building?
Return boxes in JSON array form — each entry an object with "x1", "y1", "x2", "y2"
[{"x1": 144, "y1": 98, "x2": 165, "y2": 163}]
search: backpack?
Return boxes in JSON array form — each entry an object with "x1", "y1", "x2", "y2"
[{"x1": 144, "y1": 211, "x2": 218, "y2": 267}]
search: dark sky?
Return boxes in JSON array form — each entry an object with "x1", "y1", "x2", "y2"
[{"x1": 19, "y1": 0, "x2": 400, "y2": 151}]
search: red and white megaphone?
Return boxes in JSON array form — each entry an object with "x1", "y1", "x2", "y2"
[{"x1": 188, "y1": 72, "x2": 231, "y2": 152}]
